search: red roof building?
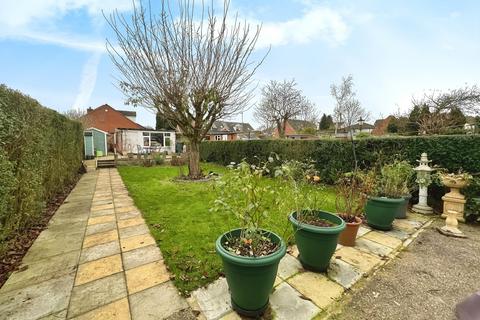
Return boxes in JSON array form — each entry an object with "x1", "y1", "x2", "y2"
[
  {"x1": 81, "y1": 104, "x2": 144, "y2": 152},
  {"x1": 82, "y1": 104, "x2": 144, "y2": 134}
]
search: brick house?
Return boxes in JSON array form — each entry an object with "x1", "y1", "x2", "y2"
[
  {"x1": 372, "y1": 116, "x2": 395, "y2": 136},
  {"x1": 273, "y1": 119, "x2": 318, "y2": 139},
  {"x1": 205, "y1": 120, "x2": 257, "y2": 141},
  {"x1": 81, "y1": 104, "x2": 144, "y2": 151}
]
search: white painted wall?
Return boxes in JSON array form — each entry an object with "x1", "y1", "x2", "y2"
[{"x1": 117, "y1": 130, "x2": 176, "y2": 154}]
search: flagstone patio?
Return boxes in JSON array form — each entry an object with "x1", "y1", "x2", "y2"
[
  {"x1": 0, "y1": 168, "x2": 433, "y2": 320},
  {"x1": 187, "y1": 214, "x2": 433, "y2": 320},
  {"x1": 0, "y1": 169, "x2": 194, "y2": 320}
]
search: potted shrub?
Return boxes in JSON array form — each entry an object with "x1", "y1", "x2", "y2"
[
  {"x1": 365, "y1": 160, "x2": 412, "y2": 230},
  {"x1": 280, "y1": 160, "x2": 346, "y2": 272},
  {"x1": 394, "y1": 161, "x2": 415, "y2": 219},
  {"x1": 211, "y1": 160, "x2": 286, "y2": 317},
  {"x1": 335, "y1": 171, "x2": 375, "y2": 246}
]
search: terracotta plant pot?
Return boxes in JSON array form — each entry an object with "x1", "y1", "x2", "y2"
[{"x1": 338, "y1": 216, "x2": 362, "y2": 246}]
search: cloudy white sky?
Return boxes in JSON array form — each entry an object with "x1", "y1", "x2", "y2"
[{"x1": 1, "y1": 0, "x2": 479, "y2": 128}]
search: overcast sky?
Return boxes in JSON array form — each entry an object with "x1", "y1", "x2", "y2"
[{"x1": 1, "y1": 0, "x2": 479, "y2": 129}]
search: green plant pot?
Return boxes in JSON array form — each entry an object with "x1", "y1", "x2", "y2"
[
  {"x1": 216, "y1": 229, "x2": 286, "y2": 317},
  {"x1": 395, "y1": 195, "x2": 412, "y2": 219},
  {"x1": 366, "y1": 197, "x2": 404, "y2": 230},
  {"x1": 289, "y1": 211, "x2": 345, "y2": 272}
]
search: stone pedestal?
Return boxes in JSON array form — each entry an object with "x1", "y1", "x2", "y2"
[
  {"x1": 412, "y1": 185, "x2": 433, "y2": 214},
  {"x1": 438, "y1": 210, "x2": 466, "y2": 238},
  {"x1": 441, "y1": 194, "x2": 466, "y2": 223},
  {"x1": 441, "y1": 178, "x2": 467, "y2": 223}
]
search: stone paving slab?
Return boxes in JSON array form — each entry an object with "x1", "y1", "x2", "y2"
[
  {"x1": 0, "y1": 168, "x2": 192, "y2": 320},
  {"x1": 0, "y1": 168, "x2": 433, "y2": 320},
  {"x1": 189, "y1": 213, "x2": 433, "y2": 320}
]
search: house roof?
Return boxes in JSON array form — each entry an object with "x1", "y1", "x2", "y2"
[
  {"x1": 85, "y1": 127, "x2": 108, "y2": 134},
  {"x1": 288, "y1": 119, "x2": 317, "y2": 131},
  {"x1": 209, "y1": 120, "x2": 255, "y2": 133},
  {"x1": 465, "y1": 116, "x2": 477, "y2": 124},
  {"x1": 116, "y1": 127, "x2": 175, "y2": 132},
  {"x1": 345, "y1": 123, "x2": 375, "y2": 130},
  {"x1": 372, "y1": 116, "x2": 395, "y2": 135},
  {"x1": 82, "y1": 104, "x2": 144, "y2": 133},
  {"x1": 118, "y1": 110, "x2": 136, "y2": 117}
]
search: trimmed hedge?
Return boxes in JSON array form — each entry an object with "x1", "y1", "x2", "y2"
[
  {"x1": 201, "y1": 135, "x2": 480, "y2": 183},
  {"x1": 0, "y1": 85, "x2": 83, "y2": 250}
]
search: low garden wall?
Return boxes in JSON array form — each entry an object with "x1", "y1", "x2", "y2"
[
  {"x1": 0, "y1": 85, "x2": 83, "y2": 250},
  {"x1": 201, "y1": 135, "x2": 480, "y2": 183}
]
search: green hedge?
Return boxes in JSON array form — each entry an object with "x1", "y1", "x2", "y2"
[
  {"x1": 0, "y1": 85, "x2": 83, "y2": 249},
  {"x1": 201, "y1": 135, "x2": 480, "y2": 183}
]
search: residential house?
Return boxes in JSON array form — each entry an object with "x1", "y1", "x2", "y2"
[
  {"x1": 372, "y1": 116, "x2": 395, "y2": 136},
  {"x1": 335, "y1": 120, "x2": 375, "y2": 138},
  {"x1": 464, "y1": 116, "x2": 478, "y2": 134},
  {"x1": 115, "y1": 128, "x2": 176, "y2": 154},
  {"x1": 81, "y1": 104, "x2": 175, "y2": 154},
  {"x1": 273, "y1": 119, "x2": 318, "y2": 139},
  {"x1": 205, "y1": 120, "x2": 257, "y2": 141}
]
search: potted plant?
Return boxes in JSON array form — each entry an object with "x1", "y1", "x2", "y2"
[
  {"x1": 280, "y1": 160, "x2": 346, "y2": 272},
  {"x1": 335, "y1": 171, "x2": 375, "y2": 246},
  {"x1": 211, "y1": 160, "x2": 286, "y2": 317},
  {"x1": 394, "y1": 161, "x2": 415, "y2": 219},
  {"x1": 365, "y1": 160, "x2": 412, "y2": 230}
]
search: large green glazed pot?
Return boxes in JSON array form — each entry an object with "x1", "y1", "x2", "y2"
[
  {"x1": 395, "y1": 195, "x2": 412, "y2": 219},
  {"x1": 289, "y1": 211, "x2": 345, "y2": 272},
  {"x1": 366, "y1": 197, "x2": 405, "y2": 230},
  {"x1": 216, "y1": 229, "x2": 286, "y2": 317}
]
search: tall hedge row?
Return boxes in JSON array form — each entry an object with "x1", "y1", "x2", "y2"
[
  {"x1": 0, "y1": 85, "x2": 83, "y2": 248},
  {"x1": 201, "y1": 135, "x2": 480, "y2": 183}
]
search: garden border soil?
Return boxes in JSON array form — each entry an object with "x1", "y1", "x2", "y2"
[{"x1": 0, "y1": 172, "x2": 82, "y2": 288}]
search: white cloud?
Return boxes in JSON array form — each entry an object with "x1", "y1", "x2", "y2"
[
  {"x1": 72, "y1": 52, "x2": 103, "y2": 110},
  {"x1": 0, "y1": 0, "x2": 133, "y2": 52},
  {"x1": 0, "y1": 0, "x2": 132, "y2": 28},
  {"x1": 254, "y1": 7, "x2": 349, "y2": 48}
]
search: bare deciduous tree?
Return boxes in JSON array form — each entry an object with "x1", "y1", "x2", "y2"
[
  {"x1": 412, "y1": 85, "x2": 480, "y2": 134},
  {"x1": 64, "y1": 109, "x2": 92, "y2": 128},
  {"x1": 330, "y1": 75, "x2": 369, "y2": 170},
  {"x1": 254, "y1": 79, "x2": 317, "y2": 138},
  {"x1": 106, "y1": 0, "x2": 265, "y2": 178},
  {"x1": 331, "y1": 75, "x2": 369, "y2": 133}
]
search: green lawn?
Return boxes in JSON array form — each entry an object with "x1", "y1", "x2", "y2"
[{"x1": 118, "y1": 163, "x2": 336, "y2": 294}]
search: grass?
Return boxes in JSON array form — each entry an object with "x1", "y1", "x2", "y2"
[{"x1": 118, "y1": 163, "x2": 336, "y2": 295}]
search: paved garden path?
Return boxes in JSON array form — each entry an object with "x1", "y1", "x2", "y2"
[
  {"x1": 0, "y1": 169, "x2": 194, "y2": 320},
  {"x1": 0, "y1": 167, "x2": 436, "y2": 320}
]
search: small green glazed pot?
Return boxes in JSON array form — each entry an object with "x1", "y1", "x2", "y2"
[
  {"x1": 289, "y1": 211, "x2": 346, "y2": 272},
  {"x1": 395, "y1": 195, "x2": 412, "y2": 219},
  {"x1": 216, "y1": 229, "x2": 286, "y2": 317},
  {"x1": 366, "y1": 197, "x2": 404, "y2": 230}
]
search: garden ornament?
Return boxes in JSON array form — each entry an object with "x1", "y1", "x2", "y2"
[{"x1": 412, "y1": 153, "x2": 434, "y2": 214}]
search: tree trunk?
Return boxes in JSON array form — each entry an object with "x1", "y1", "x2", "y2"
[
  {"x1": 276, "y1": 120, "x2": 285, "y2": 138},
  {"x1": 187, "y1": 140, "x2": 202, "y2": 179}
]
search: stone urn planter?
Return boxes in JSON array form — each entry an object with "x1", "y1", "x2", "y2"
[{"x1": 441, "y1": 174, "x2": 470, "y2": 223}]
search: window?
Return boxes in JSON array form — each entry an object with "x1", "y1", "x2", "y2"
[
  {"x1": 215, "y1": 135, "x2": 222, "y2": 141},
  {"x1": 143, "y1": 132, "x2": 150, "y2": 147},
  {"x1": 150, "y1": 132, "x2": 164, "y2": 147}
]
